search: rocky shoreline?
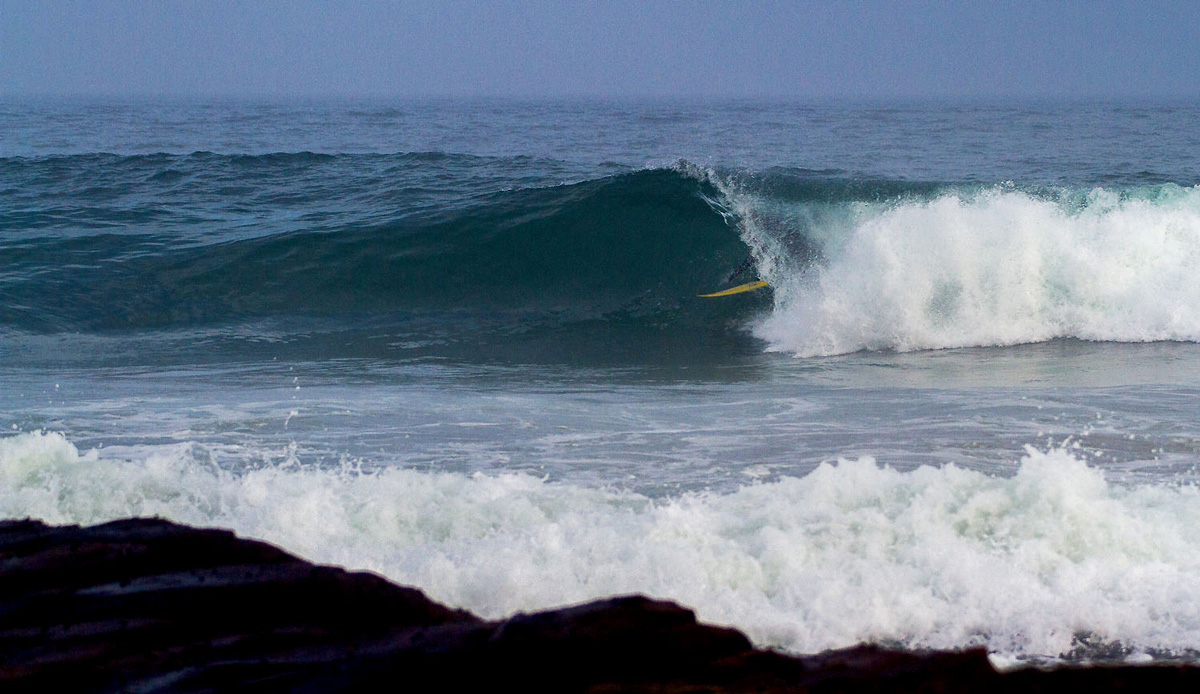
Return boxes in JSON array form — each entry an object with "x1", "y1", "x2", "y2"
[{"x1": 1, "y1": 517, "x2": 1196, "y2": 692}]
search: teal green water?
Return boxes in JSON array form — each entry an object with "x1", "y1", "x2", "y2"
[{"x1": 3, "y1": 98, "x2": 1200, "y2": 663}]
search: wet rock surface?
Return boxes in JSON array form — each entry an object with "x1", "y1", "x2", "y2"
[{"x1": 0, "y1": 517, "x2": 1196, "y2": 692}]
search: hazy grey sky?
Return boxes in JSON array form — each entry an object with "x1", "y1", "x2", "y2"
[{"x1": 3, "y1": 0, "x2": 1199, "y2": 100}]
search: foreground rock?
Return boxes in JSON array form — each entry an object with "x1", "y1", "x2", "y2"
[{"x1": 0, "y1": 518, "x2": 1197, "y2": 692}]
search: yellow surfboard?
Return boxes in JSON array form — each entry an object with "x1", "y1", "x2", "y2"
[{"x1": 697, "y1": 280, "x2": 769, "y2": 298}]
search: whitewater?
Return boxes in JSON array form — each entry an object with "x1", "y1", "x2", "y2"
[
  {"x1": 5, "y1": 431, "x2": 1200, "y2": 663},
  {"x1": 3, "y1": 97, "x2": 1200, "y2": 666},
  {"x1": 745, "y1": 184, "x2": 1200, "y2": 355}
]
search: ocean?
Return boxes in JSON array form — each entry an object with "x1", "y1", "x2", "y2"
[{"x1": 2, "y1": 97, "x2": 1200, "y2": 666}]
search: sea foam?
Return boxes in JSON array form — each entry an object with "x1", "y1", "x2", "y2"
[
  {"x1": 748, "y1": 185, "x2": 1200, "y2": 356},
  {"x1": 3, "y1": 430, "x2": 1200, "y2": 661}
]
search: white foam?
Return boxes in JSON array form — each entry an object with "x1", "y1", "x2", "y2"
[
  {"x1": 4, "y1": 430, "x2": 1200, "y2": 661},
  {"x1": 747, "y1": 186, "x2": 1200, "y2": 356}
]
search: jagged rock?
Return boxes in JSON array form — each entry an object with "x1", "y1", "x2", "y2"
[{"x1": 0, "y1": 517, "x2": 1197, "y2": 693}]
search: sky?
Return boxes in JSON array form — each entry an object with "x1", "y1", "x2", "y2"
[{"x1": 2, "y1": 0, "x2": 1199, "y2": 100}]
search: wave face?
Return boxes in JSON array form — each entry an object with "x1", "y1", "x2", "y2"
[
  {"x1": 5, "y1": 430, "x2": 1200, "y2": 663},
  {"x1": 1, "y1": 154, "x2": 765, "y2": 363}
]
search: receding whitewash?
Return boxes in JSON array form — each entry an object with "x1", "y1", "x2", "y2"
[{"x1": 3, "y1": 430, "x2": 1200, "y2": 661}]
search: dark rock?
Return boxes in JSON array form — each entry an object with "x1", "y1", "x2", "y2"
[{"x1": 0, "y1": 517, "x2": 1198, "y2": 693}]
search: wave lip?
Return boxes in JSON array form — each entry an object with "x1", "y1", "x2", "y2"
[{"x1": 754, "y1": 185, "x2": 1200, "y2": 356}]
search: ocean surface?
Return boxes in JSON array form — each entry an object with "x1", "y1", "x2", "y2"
[{"x1": 3, "y1": 97, "x2": 1200, "y2": 666}]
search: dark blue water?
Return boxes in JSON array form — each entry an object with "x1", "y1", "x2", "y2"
[{"x1": 3, "y1": 97, "x2": 1200, "y2": 665}]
